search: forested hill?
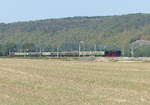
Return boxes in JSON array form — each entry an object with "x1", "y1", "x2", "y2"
[{"x1": 1, "y1": 13, "x2": 150, "y2": 56}]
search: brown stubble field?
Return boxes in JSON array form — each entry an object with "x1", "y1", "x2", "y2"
[{"x1": 0, "y1": 58, "x2": 150, "y2": 105}]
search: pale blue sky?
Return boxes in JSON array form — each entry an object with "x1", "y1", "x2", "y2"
[{"x1": 0, "y1": 0, "x2": 150, "y2": 23}]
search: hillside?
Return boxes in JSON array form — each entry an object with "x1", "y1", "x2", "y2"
[{"x1": 0, "y1": 13, "x2": 150, "y2": 56}]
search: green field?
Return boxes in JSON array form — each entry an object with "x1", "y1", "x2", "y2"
[{"x1": 0, "y1": 58, "x2": 150, "y2": 105}]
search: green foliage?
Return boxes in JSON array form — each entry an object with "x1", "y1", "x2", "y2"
[
  {"x1": 0, "y1": 13, "x2": 150, "y2": 56},
  {"x1": 134, "y1": 46, "x2": 150, "y2": 57},
  {"x1": 21, "y1": 43, "x2": 35, "y2": 52}
]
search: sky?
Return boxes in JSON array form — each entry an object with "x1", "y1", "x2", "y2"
[{"x1": 0, "y1": 0, "x2": 150, "y2": 23}]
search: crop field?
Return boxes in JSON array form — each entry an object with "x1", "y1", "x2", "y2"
[{"x1": 0, "y1": 58, "x2": 150, "y2": 105}]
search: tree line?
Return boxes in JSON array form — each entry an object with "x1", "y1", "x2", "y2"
[
  {"x1": 0, "y1": 13, "x2": 150, "y2": 56},
  {"x1": 0, "y1": 42, "x2": 150, "y2": 57}
]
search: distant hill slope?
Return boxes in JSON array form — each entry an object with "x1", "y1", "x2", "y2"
[{"x1": 0, "y1": 13, "x2": 150, "y2": 56}]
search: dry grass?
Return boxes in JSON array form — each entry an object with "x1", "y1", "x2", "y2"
[{"x1": 0, "y1": 58, "x2": 150, "y2": 105}]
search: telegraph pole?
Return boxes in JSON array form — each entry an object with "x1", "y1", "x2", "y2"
[
  {"x1": 131, "y1": 46, "x2": 134, "y2": 57},
  {"x1": 104, "y1": 45, "x2": 106, "y2": 51},
  {"x1": 79, "y1": 41, "x2": 84, "y2": 57},
  {"x1": 57, "y1": 48, "x2": 59, "y2": 58},
  {"x1": 40, "y1": 48, "x2": 42, "y2": 56},
  {"x1": 94, "y1": 44, "x2": 97, "y2": 52},
  {"x1": 79, "y1": 43, "x2": 81, "y2": 57},
  {"x1": 122, "y1": 47, "x2": 125, "y2": 57}
]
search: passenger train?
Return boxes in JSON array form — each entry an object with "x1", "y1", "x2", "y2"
[{"x1": 9, "y1": 50, "x2": 121, "y2": 57}]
